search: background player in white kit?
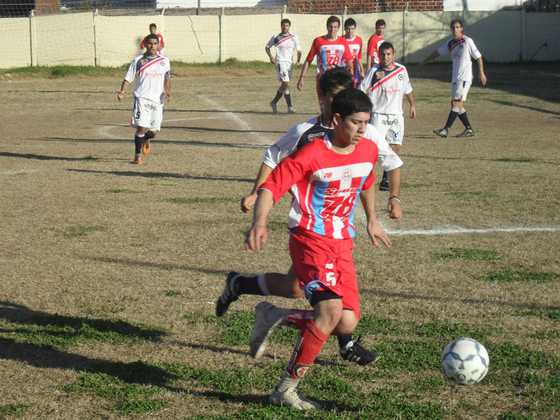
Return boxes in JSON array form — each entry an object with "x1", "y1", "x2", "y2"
[
  {"x1": 117, "y1": 34, "x2": 172, "y2": 164},
  {"x1": 419, "y1": 19, "x2": 487, "y2": 138},
  {"x1": 359, "y1": 42, "x2": 416, "y2": 191},
  {"x1": 266, "y1": 19, "x2": 302, "y2": 115}
]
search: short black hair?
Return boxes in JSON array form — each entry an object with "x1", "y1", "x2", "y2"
[
  {"x1": 318, "y1": 67, "x2": 354, "y2": 96},
  {"x1": 326, "y1": 15, "x2": 341, "y2": 26},
  {"x1": 379, "y1": 41, "x2": 394, "y2": 54},
  {"x1": 344, "y1": 18, "x2": 356, "y2": 29},
  {"x1": 375, "y1": 19, "x2": 386, "y2": 28},
  {"x1": 149, "y1": 23, "x2": 157, "y2": 29},
  {"x1": 331, "y1": 88, "x2": 372, "y2": 121},
  {"x1": 145, "y1": 34, "x2": 159, "y2": 44},
  {"x1": 450, "y1": 19, "x2": 463, "y2": 28},
  {"x1": 281, "y1": 18, "x2": 291, "y2": 26}
]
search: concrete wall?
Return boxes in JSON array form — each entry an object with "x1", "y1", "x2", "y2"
[{"x1": 1, "y1": 9, "x2": 558, "y2": 69}]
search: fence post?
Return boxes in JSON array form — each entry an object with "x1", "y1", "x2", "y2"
[
  {"x1": 520, "y1": 4, "x2": 527, "y2": 61},
  {"x1": 342, "y1": 6, "x2": 347, "y2": 27},
  {"x1": 282, "y1": 4, "x2": 286, "y2": 20},
  {"x1": 403, "y1": 2, "x2": 408, "y2": 64},
  {"x1": 219, "y1": 7, "x2": 225, "y2": 63},
  {"x1": 29, "y1": 9, "x2": 37, "y2": 66},
  {"x1": 93, "y1": 9, "x2": 100, "y2": 67}
]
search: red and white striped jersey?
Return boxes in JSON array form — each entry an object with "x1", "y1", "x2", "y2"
[{"x1": 305, "y1": 36, "x2": 353, "y2": 75}]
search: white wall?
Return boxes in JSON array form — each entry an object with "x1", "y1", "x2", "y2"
[
  {"x1": 1, "y1": 9, "x2": 559, "y2": 69},
  {"x1": 444, "y1": 0, "x2": 525, "y2": 11}
]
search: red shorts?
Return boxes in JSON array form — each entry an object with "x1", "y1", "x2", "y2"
[{"x1": 289, "y1": 230, "x2": 360, "y2": 319}]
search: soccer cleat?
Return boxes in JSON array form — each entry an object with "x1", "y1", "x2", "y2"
[
  {"x1": 288, "y1": 106, "x2": 296, "y2": 114},
  {"x1": 269, "y1": 386, "x2": 322, "y2": 410},
  {"x1": 215, "y1": 271, "x2": 241, "y2": 317},
  {"x1": 433, "y1": 128, "x2": 449, "y2": 138},
  {"x1": 378, "y1": 179, "x2": 390, "y2": 191},
  {"x1": 270, "y1": 101, "x2": 279, "y2": 115},
  {"x1": 339, "y1": 335, "x2": 380, "y2": 366},
  {"x1": 456, "y1": 128, "x2": 475, "y2": 138},
  {"x1": 250, "y1": 301, "x2": 290, "y2": 358},
  {"x1": 142, "y1": 139, "x2": 150, "y2": 155},
  {"x1": 132, "y1": 156, "x2": 142, "y2": 164}
]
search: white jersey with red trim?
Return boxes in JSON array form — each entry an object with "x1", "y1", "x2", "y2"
[
  {"x1": 261, "y1": 134, "x2": 378, "y2": 239},
  {"x1": 266, "y1": 33, "x2": 301, "y2": 63},
  {"x1": 263, "y1": 116, "x2": 402, "y2": 173},
  {"x1": 359, "y1": 62, "x2": 413, "y2": 115},
  {"x1": 437, "y1": 34, "x2": 482, "y2": 84},
  {"x1": 124, "y1": 54, "x2": 171, "y2": 104}
]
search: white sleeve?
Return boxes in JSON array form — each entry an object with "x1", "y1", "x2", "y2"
[
  {"x1": 262, "y1": 122, "x2": 309, "y2": 169},
  {"x1": 467, "y1": 38, "x2": 482, "y2": 60},
  {"x1": 266, "y1": 35, "x2": 275, "y2": 50},
  {"x1": 364, "y1": 124, "x2": 403, "y2": 172},
  {"x1": 124, "y1": 57, "x2": 137, "y2": 83},
  {"x1": 403, "y1": 67, "x2": 413, "y2": 95},
  {"x1": 294, "y1": 35, "x2": 302, "y2": 52},
  {"x1": 358, "y1": 67, "x2": 374, "y2": 93},
  {"x1": 437, "y1": 39, "x2": 450, "y2": 56}
]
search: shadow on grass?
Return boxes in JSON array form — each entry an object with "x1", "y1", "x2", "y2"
[
  {"x1": 0, "y1": 152, "x2": 100, "y2": 162},
  {"x1": 67, "y1": 168, "x2": 255, "y2": 183}
]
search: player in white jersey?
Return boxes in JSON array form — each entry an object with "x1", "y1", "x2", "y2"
[
  {"x1": 420, "y1": 19, "x2": 487, "y2": 138},
  {"x1": 117, "y1": 34, "x2": 172, "y2": 164},
  {"x1": 360, "y1": 42, "x2": 416, "y2": 191},
  {"x1": 216, "y1": 68, "x2": 403, "y2": 368},
  {"x1": 266, "y1": 19, "x2": 302, "y2": 115}
]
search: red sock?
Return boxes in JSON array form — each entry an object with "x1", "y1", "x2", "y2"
[
  {"x1": 286, "y1": 309, "x2": 314, "y2": 330},
  {"x1": 286, "y1": 320, "x2": 329, "y2": 379}
]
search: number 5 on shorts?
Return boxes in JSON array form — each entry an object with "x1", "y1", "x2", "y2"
[{"x1": 325, "y1": 272, "x2": 337, "y2": 286}]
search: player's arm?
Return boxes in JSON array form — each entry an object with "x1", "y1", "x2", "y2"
[
  {"x1": 419, "y1": 50, "x2": 440, "y2": 67},
  {"x1": 476, "y1": 56, "x2": 487, "y2": 85},
  {"x1": 406, "y1": 92, "x2": 416, "y2": 119},
  {"x1": 245, "y1": 189, "x2": 274, "y2": 252},
  {"x1": 296, "y1": 50, "x2": 302, "y2": 67},
  {"x1": 387, "y1": 169, "x2": 402, "y2": 221},
  {"x1": 117, "y1": 80, "x2": 130, "y2": 102},
  {"x1": 241, "y1": 163, "x2": 274, "y2": 213},
  {"x1": 164, "y1": 76, "x2": 172, "y2": 101},
  {"x1": 297, "y1": 60, "x2": 312, "y2": 90},
  {"x1": 359, "y1": 186, "x2": 391, "y2": 248},
  {"x1": 265, "y1": 46, "x2": 275, "y2": 64},
  {"x1": 357, "y1": 58, "x2": 365, "y2": 80}
]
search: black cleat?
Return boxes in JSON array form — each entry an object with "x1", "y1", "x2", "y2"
[
  {"x1": 433, "y1": 128, "x2": 449, "y2": 138},
  {"x1": 216, "y1": 271, "x2": 241, "y2": 317},
  {"x1": 340, "y1": 335, "x2": 380, "y2": 366}
]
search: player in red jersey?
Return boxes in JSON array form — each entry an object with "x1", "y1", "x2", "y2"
[
  {"x1": 343, "y1": 18, "x2": 365, "y2": 87},
  {"x1": 366, "y1": 19, "x2": 385, "y2": 71},
  {"x1": 297, "y1": 15, "x2": 353, "y2": 108},
  {"x1": 243, "y1": 88, "x2": 390, "y2": 410},
  {"x1": 140, "y1": 23, "x2": 165, "y2": 54}
]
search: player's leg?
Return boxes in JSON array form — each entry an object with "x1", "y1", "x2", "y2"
[
  {"x1": 455, "y1": 83, "x2": 475, "y2": 137},
  {"x1": 434, "y1": 82, "x2": 465, "y2": 137},
  {"x1": 270, "y1": 63, "x2": 284, "y2": 115},
  {"x1": 372, "y1": 114, "x2": 392, "y2": 191},
  {"x1": 143, "y1": 130, "x2": 158, "y2": 155},
  {"x1": 283, "y1": 63, "x2": 295, "y2": 114}
]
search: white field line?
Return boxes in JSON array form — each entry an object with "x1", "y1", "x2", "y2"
[
  {"x1": 0, "y1": 169, "x2": 38, "y2": 175},
  {"x1": 97, "y1": 116, "x2": 220, "y2": 139},
  {"x1": 197, "y1": 95, "x2": 272, "y2": 144},
  {"x1": 353, "y1": 206, "x2": 560, "y2": 236}
]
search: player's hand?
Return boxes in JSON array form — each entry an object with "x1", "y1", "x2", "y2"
[
  {"x1": 165, "y1": 92, "x2": 172, "y2": 102},
  {"x1": 295, "y1": 61, "x2": 301, "y2": 67},
  {"x1": 270, "y1": 57, "x2": 276, "y2": 64},
  {"x1": 241, "y1": 193, "x2": 257, "y2": 213},
  {"x1": 117, "y1": 92, "x2": 124, "y2": 102},
  {"x1": 297, "y1": 78, "x2": 304, "y2": 91},
  {"x1": 479, "y1": 72, "x2": 487, "y2": 85},
  {"x1": 367, "y1": 219, "x2": 391, "y2": 248},
  {"x1": 388, "y1": 198, "x2": 402, "y2": 221},
  {"x1": 245, "y1": 224, "x2": 268, "y2": 251},
  {"x1": 410, "y1": 105, "x2": 417, "y2": 119}
]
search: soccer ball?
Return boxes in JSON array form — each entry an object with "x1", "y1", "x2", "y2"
[{"x1": 441, "y1": 337, "x2": 489, "y2": 385}]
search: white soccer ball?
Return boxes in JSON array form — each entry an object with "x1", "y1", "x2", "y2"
[{"x1": 441, "y1": 337, "x2": 489, "y2": 385}]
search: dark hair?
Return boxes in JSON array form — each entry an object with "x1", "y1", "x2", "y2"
[
  {"x1": 331, "y1": 88, "x2": 372, "y2": 121},
  {"x1": 149, "y1": 23, "x2": 157, "y2": 29},
  {"x1": 379, "y1": 41, "x2": 394, "y2": 54},
  {"x1": 344, "y1": 18, "x2": 356, "y2": 29},
  {"x1": 326, "y1": 15, "x2": 341, "y2": 26},
  {"x1": 145, "y1": 34, "x2": 159, "y2": 44},
  {"x1": 281, "y1": 18, "x2": 291, "y2": 26},
  {"x1": 450, "y1": 19, "x2": 463, "y2": 28},
  {"x1": 318, "y1": 67, "x2": 354, "y2": 96},
  {"x1": 375, "y1": 19, "x2": 386, "y2": 28}
]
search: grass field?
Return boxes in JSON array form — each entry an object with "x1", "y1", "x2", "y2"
[{"x1": 0, "y1": 61, "x2": 559, "y2": 419}]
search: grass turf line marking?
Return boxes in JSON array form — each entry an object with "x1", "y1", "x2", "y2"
[
  {"x1": 383, "y1": 225, "x2": 560, "y2": 236},
  {"x1": 197, "y1": 95, "x2": 272, "y2": 144}
]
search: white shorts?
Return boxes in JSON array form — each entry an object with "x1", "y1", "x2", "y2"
[
  {"x1": 130, "y1": 97, "x2": 163, "y2": 131},
  {"x1": 371, "y1": 113, "x2": 404, "y2": 145},
  {"x1": 451, "y1": 81, "x2": 471, "y2": 102},
  {"x1": 276, "y1": 61, "x2": 294, "y2": 83}
]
